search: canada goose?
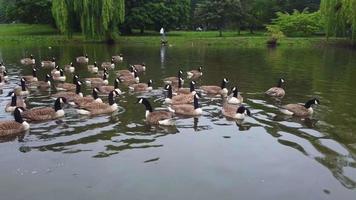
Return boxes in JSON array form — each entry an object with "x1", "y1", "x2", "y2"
[
  {"x1": 51, "y1": 65, "x2": 60, "y2": 76},
  {"x1": 21, "y1": 97, "x2": 67, "y2": 121},
  {"x1": 112, "y1": 54, "x2": 123, "y2": 63},
  {"x1": 200, "y1": 78, "x2": 229, "y2": 96},
  {"x1": 223, "y1": 104, "x2": 251, "y2": 120},
  {"x1": 101, "y1": 58, "x2": 115, "y2": 69},
  {"x1": 164, "y1": 84, "x2": 194, "y2": 105},
  {"x1": 73, "y1": 87, "x2": 103, "y2": 107},
  {"x1": 280, "y1": 98, "x2": 320, "y2": 117},
  {"x1": 117, "y1": 65, "x2": 134, "y2": 77},
  {"x1": 170, "y1": 93, "x2": 202, "y2": 116},
  {"x1": 56, "y1": 75, "x2": 79, "y2": 91},
  {"x1": 129, "y1": 79, "x2": 153, "y2": 92},
  {"x1": 64, "y1": 62, "x2": 75, "y2": 73},
  {"x1": 20, "y1": 54, "x2": 35, "y2": 65},
  {"x1": 1, "y1": 70, "x2": 8, "y2": 82},
  {"x1": 76, "y1": 54, "x2": 89, "y2": 64},
  {"x1": 97, "y1": 67, "x2": 109, "y2": 78},
  {"x1": 137, "y1": 98, "x2": 174, "y2": 126},
  {"x1": 133, "y1": 63, "x2": 146, "y2": 72},
  {"x1": 0, "y1": 62, "x2": 5, "y2": 72},
  {"x1": 119, "y1": 69, "x2": 139, "y2": 84},
  {"x1": 98, "y1": 78, "x2": 122, "y2": 95},
  {"x1": 265, "y1": 78, "x2": 285, "y2": 98},
  {"x1": 53, "y1": 81, "x2": 83, "y2": 102},
  {"x1": 76, "y1": 90, "x2": 119, "y2": 115},
  {"x1": 176, "y1": 79, "x2": 196, "y2": 95},
  {"x1": 35, "y1": 74, "x2": 52, "y2": 90},
  {"x1": 88, "y1": 62, "x2": 99, "y2": 73},
  {"x1": 0, "y1": 107, "x2": 29, "y2": 137},
  {"x1": 187, "y1": 66, "x2": 203, "y2": 79},
  {"x1": 41, "y1": 57, "x2": 56, "y2": 68},
  {"x1": 15, "y1": 78, "x2": 29, "y2": 96},
  {"x1": 53, "y1": 69, "x2": 66, "y2": 82},
  {"x1": 163, "y1": 70, "x2": 184, "y2": 85},
  {"x1": 85, "y1": 72, "x2": 109, "y2": 86},
  {"x1": 227, "y1": 87, "x2": 243, "y2": 104},
  {"x1": 22, "y1": 68, "x2": 38, "y2": 83},
  {"x1": 5, "y1": 92, "x2": 27, "y2": 112}
]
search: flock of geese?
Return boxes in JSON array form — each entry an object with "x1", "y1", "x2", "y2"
[{"x1": 0, "y1": 54, "x2": 320, "y2": 137}]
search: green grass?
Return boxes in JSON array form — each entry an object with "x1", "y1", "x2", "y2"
[{"x1": 0, "y1": 24, "x2": 351, "y2": 48}]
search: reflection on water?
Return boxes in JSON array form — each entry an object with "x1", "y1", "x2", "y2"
[{"x1": 0, "y1": 43, "x2": 355, "y2": 199}]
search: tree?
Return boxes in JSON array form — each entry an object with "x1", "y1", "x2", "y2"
[
  {"x1": 320, "y1": 0, "x2": 356, "y2": 43},
  {"x1": 52, "y1": 0, "x2": 125, "y2": 41}
]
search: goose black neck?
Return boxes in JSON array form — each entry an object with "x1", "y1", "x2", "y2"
[
  {"x1": 45, "y1": 75, "x2": 50, "y2": 82},
  {"x1": 54, "y1": 98, "x2": 62, "y2": 111},
  {"x1": 221, "y1": 80, "x2": 227, "y2": 89},
  {"x1": 193, "y1": 95, "x2": 199, "y2": 109},
  {"x1": 108, "y1": 92, "x2": 115, "y2": 105},
  {"x1": 103, "y1": 74, "x2": 107, "y2": 80},
  {"x1": 237, "y1": 106, "x2": 245, "y2": 114},
  {"x1": 92, "y1": 89, "x2": 99, "y2": 99},
  {"x1": 60, "y1": 70, "x2": 64, "y2": 76},
  {"x1": 277, "y1": 79, "x2": 283, "y2": 88},
  {"x1": 14, "y1": 109, "x2": 24, "y2": 123},
  {"x1": 167, "y1": 86, "x2": 173, "y2": 98},
  {"x1": 304, "y1": 100, "x2": 315, "y2": 108},
  {"x1": 72, "y1": 76, "x2": 78, "y2": 84},
  {"x1": 143, "y1": 99, "x2": 153, "y2": 112},
  {"x1": 178, "y1": 78, "x2": 182, "y2": 88},
  {"x1": 147, "y1": 81, "x2": 152, "y2": 87},
  {"x1": 76, "y1": 83, "x2": 81, "y2": 94},
  {"x1": 32, "y1": 69, "x2": 37, "y2": 77},
  {"x1": 11, "y1": 95, "x2": 17, "y2": 106},
  {"x1": 177, "y1": 71, "x2": 182, "y2": 78},
  {"x1": 114, "y1": 80, "x2": 119, "y2": 89},
  {"x1": 21, "y1": 80, "x2": 26, "y2": 91},
  {"x1": 190, "y1": 82, "x2": 195, "y2": 92},
  {"x1": 233, "y1": 88, "x2": 238, "y2": 98}
]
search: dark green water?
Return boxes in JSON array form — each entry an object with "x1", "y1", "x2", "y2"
[{"x1": 0, "y1": 43, "x2": 355, "y2": 200}]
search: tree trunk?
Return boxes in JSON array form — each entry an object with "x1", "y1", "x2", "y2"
[
  {"x1": 140, "y1": 26, "x2": 144, "y2": 34},
  {"x1": 219, "y1": 28, "x2": 222, "y2": 37}
]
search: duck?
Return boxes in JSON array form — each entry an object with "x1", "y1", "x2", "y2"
[
  {"x1": 5, "y1": 92, "x2": 27, "y2": 112},
  {"x1": 0, "y1": 62, "x2": 6, "y2": 72},
  {"x1": 76, "y1": 54, "x2": 89, "y2": 64},
  {"x1": 101, "y1": 58, "x2": 115, "y2": 69},
  {"x1": 265, "y1": 78, "x2": 285, "y2": 98},
  {"x1": 187, "y1": 66, "x2": 203, "y2": 79},
  {"x1": 21, "y1": 97, "x2": 67, "y2": 121},
  {"x1": 51, "y1": 65, "x2": 61, "y2": 76},
  {"x1": 53, "y1": 69, "x2": 66, "y2": 82},
  {"x1": 84, "y1": 72, "x2": 109, "y2": 86},
  {"x1": 41, "y1": 57, "x2": 56, "y2": 68},
  {"x1": 200, "y1": 78, "x2": 229, "y2": 97},
  {"x1": 176, "y1": 80, "x2": 196, "y2": 95},
  {"x1": 35, "y1": 74, "x2": 52, "y2": 90},
  {"x1": 227, "y1": 86, "x2": 243, "y2": 104},
  {"x1": 163, "y1": 70, "x2": 184, "y2": 85},
  {"x1": 170, "y1": 93, "x2": 202, "y2": 116},
  {"x1": 73, "y1": 87, "x2": 103, "y2": 107},
  {"x1": 118, "y1": 69, "x2": 139, "y2": 85},
  {"x1": 137, "y1": 97, "x2": 175, "y2": 126},
  {"x1": 64, "y1": 62, "x2": 75, "y2": 73},
  {"x1": 56, "y1": 75, "x2": 79, "y2": 91},
  {"x1": 129, "y1": 79, "x2": 153, "y2": 92},
  {"x1": 98, "y1": 78, "x2": 122, "y2": 95},
  {"x1": 88, "y1": 62, "x2": 99, "y2": 73},
  {"x1": 117, "y1": 65, "x2": 134, "y2": 77},
  {"x1": 279, "y1": 98, "x2": 320, "y2": 117},
  {"x1": 164, "y1": 84, "x2": 195, "y2": 105},
  {"x1": 132, "y1": 63, "x2": 146, "y2": 73},
  {"x1": 1, "y1": 70, "x2": 8, "y2": 82},
  {"x1": 15, "y1": 78, "x2": 30, "y2": 96},
  {"x1": 0, "y1": 107, "x2": 29, "y2": 137},
  {"x1": 112, "y1": 54, "x2": 123, "y2": 63},
  {"x1": 222, "y1": 104, "x2": 251, "y2": 120},
  {"x1": 22, "y1": 68, "x2": 38, "y2": 83},
  {"x1": 76, "y1": 90, "x2": 120, "y2": 116},
  {"x1": 52, "y1": 81, "x2": 83, "y2": 102},
  {"x1": 20, "y1": 54, "x2": 35, "y2": 65}
]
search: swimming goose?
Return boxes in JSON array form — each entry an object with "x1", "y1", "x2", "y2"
[
  {"x1": 98, "y1": 78, "x2": 122, "y2": 95},
  {"x1": 133, "y1": 63, "x2": 146, "y2": 73},
  {"x1": 117, "y1": 65, "x2": 134, "y2": 77},
  {"x1": 227, "y1": 87, "x2": 243, "y2": 104},
  {"x1": 51, "y1": 65, "x2": 60, "y2": 76},
  {"x1": 101, "y1": 58, "x2": 115, "y2": 69},
  {"x1": 15, "y1": 78, "x2": 29, "y2": 96},
  {"x1": 119, "y1": 69, "x2": 139, "y2": 85},
  {"x1": 265, "y1": 78, "x2": 285, "y2": 98},
  {"x1": 223, "y1": 104, "x2": 251, "y2": 120},
  {"x1": 20, "y1": 54, "x2": 35, "y2": 65},
  {"x1": 73, "y1": 87, "x2": 103, "y2": 107},
  {"x1": 21, "y1": 97, "x2": 67, "y2": 121},
  {"x1": 163, "y1": 70, "x2": 184, "y2": 85},
  {"x1": 35, "y1": 74, "x2": 52, "y2": 90},
  {"x1": 76, "y1": 54, "x2": 89, "y2": 64},
  {"x1": 280, "y1": 98, "x2": 320, "y2": 117},
  {"x1": 85, "y1": 73, "x2": 109, "y2": 86},
  {"x1": 129, "y1": 79, "x2": 153, "y2": 92},
  {"x1": 97, "y1": 67, "x2": 109, "y2": 78},
  {"x1": 176, "y1": 80, "x2": 196, "y2": 95},
  {"x1": 41, "y1": 57, "x2": 56, "y2": 68},
  {"x1": 56, "y1": 75, "x2": 79, "y2": 91},
  {"x1": 170, "y1": 93, "x2": 202, "y2": 116},
  {"x1": 64, "y1": 62, "x2": 75, "y2": 73},
  {"x1": 22, "y1": 68, "x2": 38, "y2": 83},
  {"x1": 187, "y1": 66, "x2": 203, "y2": 79},
  {"x1": 76, "y1": 90, "x2": 120, "y2": 115},
  {"x1": 88, "y1": 62, "x2": 99, "y2": 73},
  {"x1": 112, "y1": 54, "x2": 123, "y2": 63},
  {"x1": 200, "y1": 78, "x2": 229, "y2": 96},
  {"x1": 52, "y1": 81, "x2": 83, "y2": 102},
  {"x1": 5, "y1": 92, "x2": 27, "y2": 112},
  {"x1": 53, "y1": 69, "x2": 66, "y2": 82},
  {"x1": 164, "y1": 84, "x2": 195, "y2": 105},
  {"x1": 0, "y1": 107, "x2": 29, "y2": 137},
  {"x1": 137, "y1": 98, "x2": 175, "y2": 126}
]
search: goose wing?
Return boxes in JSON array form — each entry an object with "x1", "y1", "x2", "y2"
[
  {"x1": 22, "y1": 108, "x2": 56, "y2": 121},
  {"x1": 0, "y1": 121, "x2": 25, "y2": 136}
]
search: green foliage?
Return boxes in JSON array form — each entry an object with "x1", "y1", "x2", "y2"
[
  {"x1": 321, "y1": 0, "x2": 356, "y2": 42},
  {"x1": 271, "y1": 10, "x2": 323, "y2": 37},
  {"x1": 51, "y1": 0, "x2": 125, "y2": 40},
  {"x1": 265, "y1": 24, "x2": 285, "y2": 44}
]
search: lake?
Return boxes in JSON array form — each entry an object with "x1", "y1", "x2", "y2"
[{"x1": 0, "y1": 43, "x2": 355, "y2": 200}]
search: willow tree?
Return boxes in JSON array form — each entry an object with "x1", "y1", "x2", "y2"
[
  {"x1": 320, "y1": 0, "x2": 356, "y2": 43},
  {"x1": 52, "y1": 0, "x2": 124, "y2": 41}
]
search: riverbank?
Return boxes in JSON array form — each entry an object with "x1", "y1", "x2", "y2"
[{"x1": 0, "y1": 24, "x2": 351, "y2": 48}]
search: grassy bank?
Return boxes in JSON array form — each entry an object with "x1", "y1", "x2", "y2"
[{"x1": 0, "y1": 24, "x2": 350, "y2": 48}]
